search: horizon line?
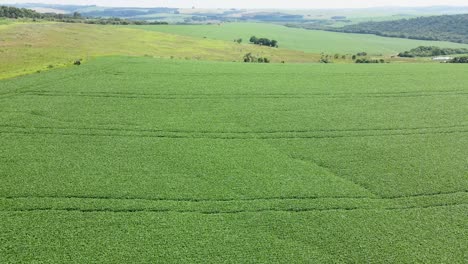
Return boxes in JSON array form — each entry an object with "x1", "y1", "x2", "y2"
[{"x1": 4, "y1": 3, "x2": 468, "y2": 10}]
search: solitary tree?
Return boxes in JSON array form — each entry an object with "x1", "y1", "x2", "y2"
[{"x1": 270, "y1": 40, "x2": 278, "y2": 48}]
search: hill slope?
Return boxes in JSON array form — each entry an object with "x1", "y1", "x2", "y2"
[
  {"x1": 333, "y1": 14, "x2": 468, "y2": 44},
  {"x1": 0, "y1": 22, "x2": 320, "y2": 79},
  {"x1": 132, "y1": 22, "x2": 468, "y2": 55}
]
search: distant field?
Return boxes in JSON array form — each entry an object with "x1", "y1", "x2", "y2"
[
  {"x1": 132, "y1": 23, "x2": 468, "y2": 55},
  {"x1": 1, "y1": 56, "x2": 467, "y2": 262},
  {"x1": 0, "y1": 22, "x2": 319, "y2": 79}
]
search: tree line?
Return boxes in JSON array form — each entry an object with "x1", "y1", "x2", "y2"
[
  {"x1": 0, "y1": 6, "x2": 43, "y2": 18},
  {"x1": 0, "y1": 6, "x2": 168, "y2": 25},
  {"x1": 355, "y1": 58, "x2": 385, "y2": 64},
  {"x1": 449, "y1": 57, "x2": 468, "y2": 63},
  {"x1": 399, "y1": 46, "x2": 468, "y2": 57}
]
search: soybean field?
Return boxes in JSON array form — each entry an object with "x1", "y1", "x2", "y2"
[{"x1": 0, "y1": 57, "x2": 467, "y2": 263}]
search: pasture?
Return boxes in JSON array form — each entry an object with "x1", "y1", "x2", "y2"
[
  {"x1": 0, "y1": 22, "x2": 319, "y2": 79},
  {"x1": 133, "y1": 22, "x2": 468, "y2": 55},
  {"x1": 0, "y1": 56, "x2": 467, "y2": 262}
]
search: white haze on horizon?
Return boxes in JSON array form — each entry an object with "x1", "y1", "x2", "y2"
[{"x1": 1, "y1": 0, "x2": 468, "y2": 9}]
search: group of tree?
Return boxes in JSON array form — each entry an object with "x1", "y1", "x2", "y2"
[
  {"x1": 319, "y1": 54, "x2": 335, "y2": 63},
  {"x1": 355, "y1": 58, "x2": 386, "y2": 64},
  {"x1": 318, "y1": 52, "x2": 385, "y2": 63},
  {"x1": 0, "y1": 6, "x2": 168, "y2": 25},
  {"x1": 329, "y1": 14, "x2": 468, "y2": 44},
  {"x1": 233, "y1": 38, "x2": 242, "y2": 44},
  {"x1": 398, "y1": 46, "x2": 468, "y2": 57},
  {"x1": 319, "y1": 57, "x2": 331, "y2": 63},
  {"x1": 448, "y1": 56, "x2": 468, "y2": 63},
  {"x1": 65, "y1": 17, "x2": 168, "y2": 25},
  {"x1": 249, "y1": 36, "x2": 278, "y2": 48},
  {"x1": 0, "y1": 6, "x2": 43, "y2": 18},
  {"x1": 243, "y1": 53, "x2": 270, "y2": 63},
  {"x1": 349, "y1": 52, "x2": 368, "y2": 60}
]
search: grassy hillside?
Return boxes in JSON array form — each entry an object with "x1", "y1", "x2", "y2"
[
  {"x1": 334, "y1": 14, "x2": 468, "y2": 44},
  {"x1": 1, "y1": 56, "x2": 467, "y2": 262},
  {"x1": 132, "y1": 22, "x2": 468, "y2": 55},
  {"x1": 0, "y1": 22, "x2": 320, "y2": 79}
]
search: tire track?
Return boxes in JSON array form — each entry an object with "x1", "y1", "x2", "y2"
[
  {"x1": 0, "y1": 127, "x2": 466, "y2": 140},
  {"x1": 1, "y1": 123, "x2": 466, "y2": 135},
  {"x1": 2, "y1": 192, "x2": 466, "y2": 215},
  {"x1": 16, "y1": 90, "x2": 468, "y2": 100},
  {"x1": 21, "y1": 89, "x2": 467, "y2": 96},
  {"x1": 2, "y1": 190, "x2": 466, "y2": 203},
  {"x1": 2, "y1": 202, "x2": 466, "y2": 215},
  {"x1": 286, "y1": 154, "x2": 380, "y2": 198}
]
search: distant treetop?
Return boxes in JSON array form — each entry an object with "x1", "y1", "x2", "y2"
[
  {"x1": 249, "y1": 36, "x2": 278, "y2": 48},
  {"x1": 0, "y1": 6, "x2": 168, "y2": 25},
  {"x1": 331, "y1": 14, "x2": 468, "y2": 44},
  {"x1": 398, "y1": 46, "x2": 468, "y2": 57}
]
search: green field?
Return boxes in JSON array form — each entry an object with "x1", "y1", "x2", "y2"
[
  {"x1": 132, "y1": 22, "x2": 468, "y2": 55},
  {"x1": 1, "y1": 56, "x2": 467, "y2": 262},
  {"x1": 0, "y1": 22, "x2": 320, "y2": 80}
]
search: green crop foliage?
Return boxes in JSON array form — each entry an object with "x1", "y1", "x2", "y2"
[
  {"x1": 0, "y1": 57, "x2": 467, "y2": 262},
  {"x1": 132, "y1": 22, "x2": 468, "y2": 55}
]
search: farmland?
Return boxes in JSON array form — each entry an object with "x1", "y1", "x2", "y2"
[
  {"x1": 0, "y1": 56, "x2": 467, "y2": 262},
  {"x1": 132, "y1": 22, "x2": 468, "y2": 55},
  {"x1": 0, "y1": 22, "x2": 319, "y2": 79}
]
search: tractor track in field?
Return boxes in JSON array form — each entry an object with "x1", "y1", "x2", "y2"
[
  {"x1": 13, "y1": 89, "x2": 468, "y2": 100},
  {"x1": 2, "y1": 190, "x2": 466, "y2": 203},
  {"x1": 1, "y1": 194, "x2": 371, "y2": 203},
  {"x1": 1, "y1": 201, "x2": 466, "y2": 215},
  {"x1": 0, "y1": 125, "x2": 466, "y2": 140},
  {"x1": 1, "y1": 204, "x2": 462, "y2": 214},
  {"x1": 0, "y1": 190, "x2": 468, "y2": 203},
  {"x1": 1, "y1": 124, "x2": 467, "y2": 135}
]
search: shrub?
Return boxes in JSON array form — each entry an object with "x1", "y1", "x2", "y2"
[
  {"x1": 243, "y1": 53, "x2": 270, "y2": 63},
  {"x1": 355, "y1": 58, "x2": 386, "y2": 64},
  {"x1": 449, "y1": 56, "x2": 468, "y2": 63}
]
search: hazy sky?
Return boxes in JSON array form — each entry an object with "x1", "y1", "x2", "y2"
[{"x1": 2, "y1": 0, "x2": 468, "y2": 9}]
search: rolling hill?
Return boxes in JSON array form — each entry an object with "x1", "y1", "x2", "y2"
[
  {"x1": 333, "y1": 14, "x2": 468, "y2": 44},
  {"x1": 1, "y1": 4, "x2": 468, "y2": 262},
  {"x1": 131, "y1": 22, "x2": 468, "y2": 55},
  {"x1": 0, "y1": 22, "x2": 320, "y2": 79}
]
